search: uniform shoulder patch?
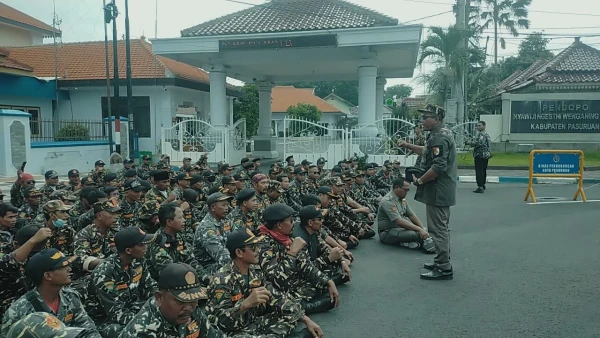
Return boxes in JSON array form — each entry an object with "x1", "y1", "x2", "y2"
[
  {"x1": 433, "y1": 146, "x2": 441, "y2": 156},
  {"x1": 104, "y1": 281, "x2": 115, "y2": 291},
  {"x1": 214, "y1": 289, "x2": 225, "y2": 302}
]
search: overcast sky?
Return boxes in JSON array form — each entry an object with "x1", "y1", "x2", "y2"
[{"x1": 3, "y1": 0, "x2": 599, "y2": 93}]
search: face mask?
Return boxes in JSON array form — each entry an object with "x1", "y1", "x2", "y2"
[
  {"x1": 207, "y1": 176, "x2": 216, "y2": 183},
  {"x1": 53, "y1": 218, "x2": 66, "y2": 228}
]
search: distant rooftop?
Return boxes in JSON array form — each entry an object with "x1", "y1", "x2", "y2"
[
  {"x1": 181, "y1": 0, "x2": 399, "y2": 37},
  {"x1": 0, "y1": 2, "x2": 61, "y2": 37}
]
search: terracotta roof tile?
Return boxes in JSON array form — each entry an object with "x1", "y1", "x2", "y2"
[
  {"x1": 0, "y1": 2, "x2": 60, "y2": 36},
  {"x1": 7, "y1": 39, "x2": 210, "y2": 85},
  {"x1": 182, "y1": 0, "x2": 398, "y2": 37},
  {"x1": 272, "y1": 86, "x2": 342, "y2": 113}
]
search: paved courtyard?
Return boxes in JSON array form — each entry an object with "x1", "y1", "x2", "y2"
[{"x1": 309, "y1": 183, "x2": 600, "y2": 338}]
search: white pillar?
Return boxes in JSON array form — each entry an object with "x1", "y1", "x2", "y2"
[
  {"x1": 257, "y1": 81, "x2": 273, "y2": 137},
  {"x1": 207, "y1": 64, "x2": 227, "y2": 127},
  {"x1": 228, "y1": 97, "x2": 234, "y2": 125},
  {"x1": 357, "y1": 65, "x2": 378, "y2": 126},
  {"x1": 253, "y1": 81, "x2": 278, "y2": 158},
  {"x1": 375, "y1": 77, "x2": 386, "y2": 121}
]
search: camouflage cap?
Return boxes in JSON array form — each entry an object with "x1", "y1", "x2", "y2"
[
  {"x1": 24, "y1": 187, "x2": 43, "y2": 198},
  {"x1": 326, "y1": 177, "x2": 344, "y2": 186},
  {"x1": 418, "y1": 103, "x2": 446, "y2": 119},
  {"x1": 43, "y1": 200, "x2": 73, "y2": 214},
  {"x1": 156, "y1": 161, "x2": 169, "y2": 170},
  {"x1": 49, "y1": 189, "x2": 78, "y2": 202},
  {"x1": 93, "y1": 197, "x2": 121, "y2": 214},
  {"x1": 138, "y1": 200, "x2": 160, "y2": 220},
  {"x1": 6, "y1": 312, "x2": 86, "y2": 338},
  {"x1": 44, "y1": 170, "x2": 59, "y2": 179},
  {"x1": 267, "y1": 180, "x2": 284, "y2": 193}
]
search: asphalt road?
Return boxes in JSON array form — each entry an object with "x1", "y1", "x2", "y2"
[{"x1": 309, "y1": 183, "x2": 600, "y2": 338}]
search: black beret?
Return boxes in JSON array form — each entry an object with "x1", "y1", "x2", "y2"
[
  {"x1": 299, "y1": 205, "x2": 327, "y2": 221},
  {"x1": 103, "y1": 173, "x2": 117, "y2": 182},
  {"x1": 152, "y1": 171, "x2": 170, "y2": 181},
  {"x1": 125, "y1": 169, "x2": 137, "y2": 178},
  {"x1": 235, "y1": 188, "x2": 256, "y2": 202},
  {"x1": 300, "y1": 194, "x2": 321, "y2": 206},
  {"x1": 262, "y1": 203, "x2": 296, "y2": 222}
]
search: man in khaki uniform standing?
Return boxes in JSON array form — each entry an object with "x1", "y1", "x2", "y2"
[{"x1": 398, "y1": 104, "x2": 457, "y2": 280}]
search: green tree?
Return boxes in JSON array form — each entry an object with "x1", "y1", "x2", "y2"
[
  {"x1": 286, "y1": 103, "x2": 322, "y2": 122},
  {"x1": 499, "y1": 32, "x2": 553, "y2": 79},
  {"x1": 233, "y1": 84, "x2": 259, "y2": 137},
  {"x1": 384, "y1": 84, "x2": 413, "y2": 101},
  {"x1": 477, "y1": 0, "x2": 532, "y2": 64}
]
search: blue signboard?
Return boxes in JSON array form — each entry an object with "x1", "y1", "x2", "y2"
[{"x1": 533, "y1": 153, "x2": 581, "y2": 174}]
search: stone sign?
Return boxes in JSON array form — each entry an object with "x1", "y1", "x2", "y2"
[
  {"x1": 10, "y1": 121, "x2": 27, "y2": 169},
  {"x1": 510, "y1": 100, "x2": 600, "y2": 133},
  {"x1": 219, "y1": 34, "x2": 337, "y2": 51}
]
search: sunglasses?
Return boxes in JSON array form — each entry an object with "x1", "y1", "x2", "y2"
[
  {"x1": 244, "y1": 244, "x2": 258, "y2": 251},
  {"x1": 24, "y1": 180, "x2": 36, "y2": 184}
]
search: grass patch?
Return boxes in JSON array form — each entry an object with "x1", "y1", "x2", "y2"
[{"x1": 457, "y1": 151, "x2": 600, "y2": 167}]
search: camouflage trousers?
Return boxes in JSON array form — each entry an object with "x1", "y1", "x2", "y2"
[
  {"x1": 98, "y1": 322, "x2": 123, "y2": 338},
  {"x1": 225, "y1": 311, "x2": 299, "y2": 338}
]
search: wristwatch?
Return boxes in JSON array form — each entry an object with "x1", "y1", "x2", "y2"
[{"x1": 417, "y1": 178, "x2": 424, "y2": 185}]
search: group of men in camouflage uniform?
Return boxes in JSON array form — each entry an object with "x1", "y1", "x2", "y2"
[{"x1": 0, "y1": 149, "x2": 411, "y2": 338}]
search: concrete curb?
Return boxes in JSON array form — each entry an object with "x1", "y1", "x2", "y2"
[{"x1": 457, "y1": 176, "x2": 600, "y2": 185}]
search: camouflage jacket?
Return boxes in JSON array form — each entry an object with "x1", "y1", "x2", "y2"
[
  {"x1": 473, "y1": 130, "x2": 492, "y2": 158},
  {"x1": 228, "y1": 207, "x2": 261, "y2": 235},
  {"x1": 69, "y1": 201, "x2": 89, "y2": 232},
  {"x1": 10, "y1": 184, "x2": 25, "y2": 209},
  {"x1": 116, "y1": 167, "x2": 134, "y2": 182},
  {"x1": 136, "y1": 164, "x2": 153, "y2": 181},
  {"x1": 66, "y1": 181, "x2": 83, "y2": 195},
  {"x1": 172, "y1": 186, "x2": 185, "y2": 201},
  {"x1": 119, "y1": 199, "x2": 141, "y2": 228},
  {"x1": 257, "y1": 234, "x2": 330, "y2": 302},
  {"x1": 74, "y1": 224, "x2": 119, "y2": 270},
  {"x1": 206, "y1": 262, "x2": 304, "y2": 335},
  {"x1": 118, "y1": 297, "x2": 224, "y2": 338},
  {"x1": 145, "y1": 187, "x2": 171, "y2": 204},
  {"x1": 43, "y1": 224, "x2": 77, "y2": 257},
  {"x1": 349, "y1": 183, "x2": 377, "y2": 213},
  {"x1": 89, "y1": 170, "x2": 106, "y2": 188},
  {"x1": 145, "y1": 228, "x2": 205, "y2": 282},
  {"x1": 193, "y1": 213, "x2": 231, "y2": 274},
  {"x1": 279, "y1": 191, "x2": 299, "y2": 212},
  {"x1": 39, "y1": 184, "x2": 64, "y2": 203},
  {"x1": 16, "y1": 204, "x2": 41, "y2": 228},
  {"x1": 75, "y1": 209, "x2": 96, "y2": 232},
  {"x1": 0, "y1": 287, "x2": 101, "y2": 338},
  {"x1": 182, "y1": 207, "x2": 200, "y2": 245},
  {"x1": 289, "y1": 179, "x2": 308, "y2": 198},
  {"x1": 413, "y1": 132, "x2": 427, "y2": 165},
  {"x1": 292, "y1": 223, "x2": 340, "y2": 272},
  {"x1": 89, "y1": 255, "x2": 157, "y2": 325},
  {"x1": 0, "y1": 252, "x2": 29, "y2": 319},
  {"x1": 0, "y1": 229, "x2": 14, "y2": 253},
  {"x1": 304, "y1": 178, "x2": 319, "y2": 195},
  {"x1": 327, "y1": 197, "x2": 361, "y2": 236},
  {"x1": 253, "y1": 192, "x2": 268, "y2": 222}
]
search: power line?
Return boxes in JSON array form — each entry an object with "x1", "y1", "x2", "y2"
[{"x1": 404, "y1": 11, "x2": 454, "y2": 24}]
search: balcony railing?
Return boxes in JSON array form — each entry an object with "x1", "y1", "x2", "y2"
[{"x1": 30, "y1": 119, "x2": 109, "y2": 143}]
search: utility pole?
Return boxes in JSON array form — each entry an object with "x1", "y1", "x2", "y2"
[
  {"x1": 103, "y1": 0, "x2": 114, "y2": 154},
  {"x1": 125, "y1": 0, "x2": 135, "y2": 159},
  {"x1": 109, "y1": 0, "x2": 121, "y2": 154},
  {"x1": 455, "y1": 0, "x2": 466, "y2": 124}
]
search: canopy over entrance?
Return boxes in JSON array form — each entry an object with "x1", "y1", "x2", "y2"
[{"x1": 152, "y1": 0, "x2": 422, "y2": 159}]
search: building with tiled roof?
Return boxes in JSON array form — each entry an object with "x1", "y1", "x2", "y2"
[
  {"x1": 0, "y1": 1, "x2": 60, "y2": 47},
  {"x1": 271, "y1": 86, "x2": 345, "y2": 137},
  {"x1": 1, "y1": 38, "x2": 242, "y2": 154},
  {"x1": 182, "y1": 0, "x2": 398, "y2": 37},
  {"x1": 483, "y1": 38, "x2": 600, "y2": 145}
]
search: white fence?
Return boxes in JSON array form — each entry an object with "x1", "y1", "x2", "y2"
[
  {"x1": 283, "y1": 117, "x2": 419, "y2": 167},
  {"x1": 161, "y1": 119, "x2": 247, "y2": 165}
]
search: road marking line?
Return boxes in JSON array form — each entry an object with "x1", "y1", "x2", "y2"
[{"x1": 527, "y1": 200, "x2": 600, "y2": 205}]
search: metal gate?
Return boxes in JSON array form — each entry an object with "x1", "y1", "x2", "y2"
[
  {"x1": 161, "y1": 119, "x2": 247, "y2": 165},
  {"x1": 350, "y1": 118, "x2": 419, "y2": 167},
  {"x1": 451, "y1": 121, "x2": 480, "y2": 152},
  {"x1": 283, "y1": 117, "x2": 349, "y2": 165}
]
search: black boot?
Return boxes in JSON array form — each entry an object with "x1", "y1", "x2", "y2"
[
  {"x1": 288, "y1": 328, "x2": 313, "y2": 338},
  {"x1": 332, "y1": 273, "x2": 351, "y2": 285},
  {"x1": 362, "y1": 229, "x2": 376, "y2": 239},
  {"x1": 301, "y1": 295, "x2": 335, "y2": 314}
]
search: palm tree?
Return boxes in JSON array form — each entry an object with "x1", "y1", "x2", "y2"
[
  {"x1": 477, "y1": 0, "x2": 532, "y2": 64},
  {"x1": 418, "y1": 26, "x2": 468, "y2": 106}
]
